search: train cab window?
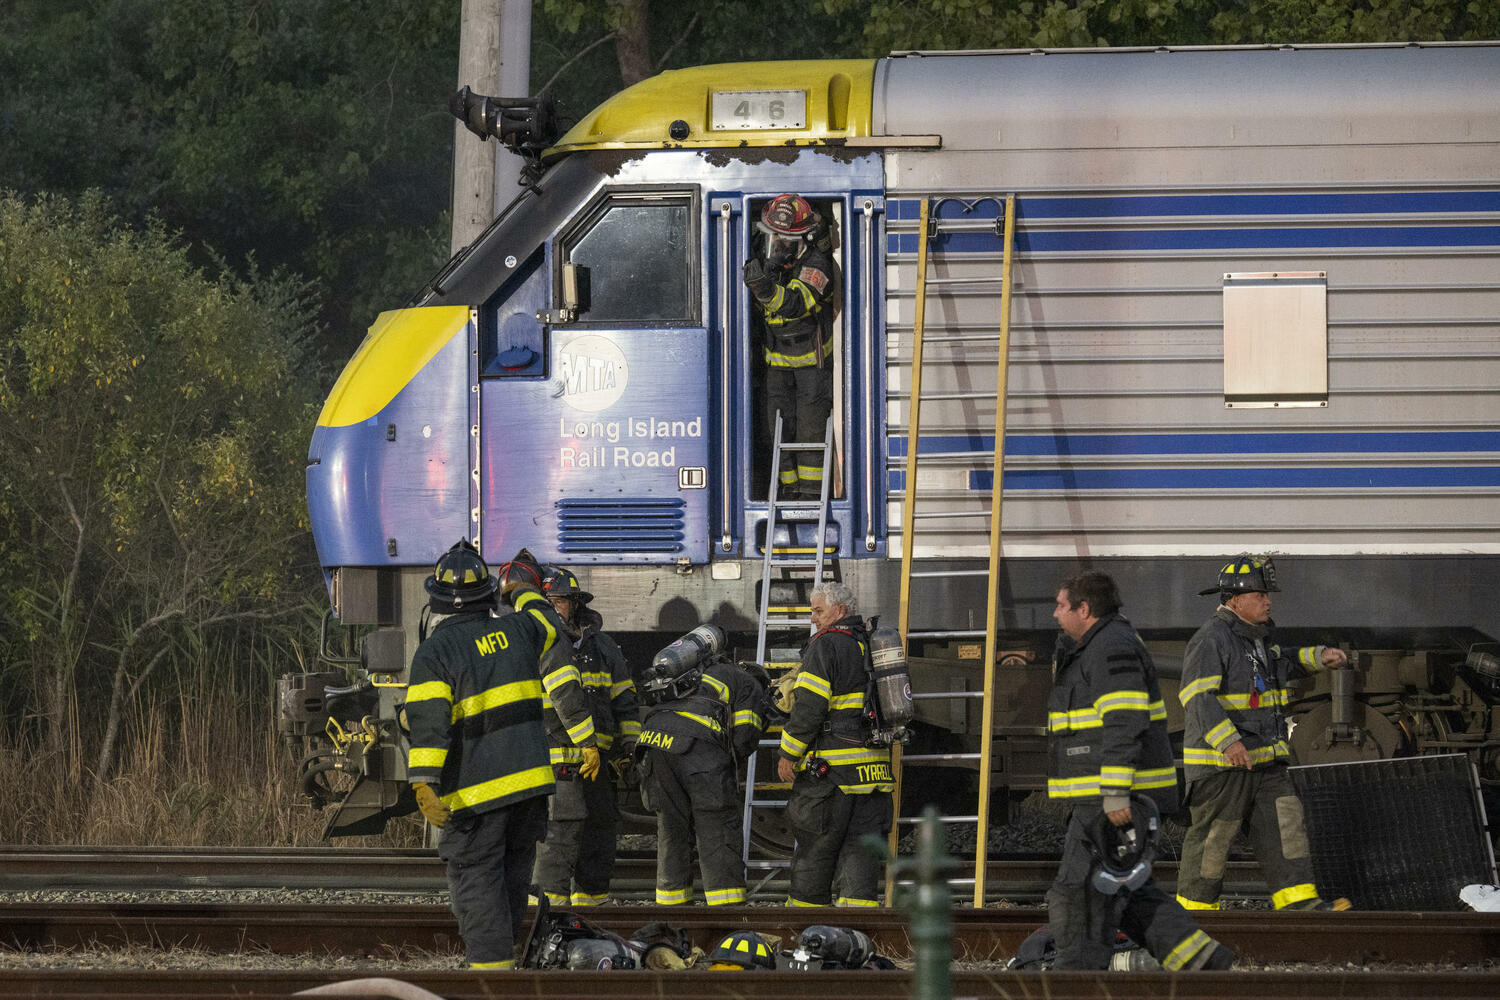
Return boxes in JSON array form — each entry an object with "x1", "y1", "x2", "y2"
[{"x1": 559, "y1": 194, "x2": 696, "y2": 324}]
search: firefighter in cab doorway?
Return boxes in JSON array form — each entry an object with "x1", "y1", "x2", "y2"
[
  {"x1": 532, "y1": 565, "x2": 641, "y2": 907},
  {"x1": 743, "y1": 193, "x2": 840, "y2": 500},
  {"x1": 634, "y1": 625, "x2": 772, "y2": 906},
  {"x1": 777, "y1": 581, "x2": 894, "y2": 907}
]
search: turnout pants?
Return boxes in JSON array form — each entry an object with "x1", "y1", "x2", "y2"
[
  {"x1": 1176, "y1": 763, "x2": 1320, "y2": 909},
  {"x1": 639, "y1": 742, "x2": 746, "y2": 905},
  {"x1": 786, "y1": 779, "x2": 892, "y2": 906},
  {"x1": 533, "y1": 768, "x2": 620, "y2": 905},
  {"x1": 765, "y1": 363, "x2": 832, "y2": 496},
  {"x1": 438, "y1": 795, "x2": 549, "y2": 968},
  {"x1": 1047, "y1": 805, "x2": 1216, "y2": 971}
]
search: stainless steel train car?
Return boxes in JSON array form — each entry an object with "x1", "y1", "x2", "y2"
[{"x1": 281, "y1": 43, "x2": 1500, "y2": 836}]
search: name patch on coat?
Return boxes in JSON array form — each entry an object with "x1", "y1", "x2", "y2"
[
  {"x1": 1066, "y1": 745, "x2": 1092, "y2": 756},
  {"x1": 639, "y1": 731, "x2": 674, "y2": 750},
  {"x1": 798, "y1": 265, "x2": 829, "y2": 294}
]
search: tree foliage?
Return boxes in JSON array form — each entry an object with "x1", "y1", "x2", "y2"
[{"x1": 0, "y1": 192, "x2": 325, "y2": 801}]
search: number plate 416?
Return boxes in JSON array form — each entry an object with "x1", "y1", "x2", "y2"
[{"x1": 710, "y1": 90, "x2": 807, "y2": 131}]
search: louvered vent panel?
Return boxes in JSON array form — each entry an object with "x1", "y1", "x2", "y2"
[{"x1": 556, "y1": 497, "x2": 686, "y2": 554}]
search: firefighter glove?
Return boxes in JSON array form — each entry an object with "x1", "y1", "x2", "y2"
[
  {"x1": 413, "y1": 782, "x2": 450, "y2": 828},
  {"x1": 742, "y1": 258, "x2": 776, "y2": 302},
  {"x1": 579, "y1": 745, "x2": 602, "y2": 781}
]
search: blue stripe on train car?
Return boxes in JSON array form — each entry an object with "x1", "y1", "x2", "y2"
[
  {"x1": 888, "y1": 190, "x2": 1500, "y2": 221},
  {"x1": 886, "y1": 466, "x2": 1500, "y2": 492},
  {"x1": 888, "y1": 431, "x2": 1500, "y2": 458},
  {"x1": 889, "y1": 225, "x2": 1500, "y2": 255}
]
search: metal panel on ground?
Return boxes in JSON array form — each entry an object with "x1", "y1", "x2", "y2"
[{"x1": 1292, "y1": 755, "x2": 1497, "y2": 910}]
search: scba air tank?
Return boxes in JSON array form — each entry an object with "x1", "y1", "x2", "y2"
[
  {"x1": 868, "y1": 626, "x2": 914, "y2": 738},
  {"x1": 651, "y1": 623, "x2": 726, "y2": 676}
]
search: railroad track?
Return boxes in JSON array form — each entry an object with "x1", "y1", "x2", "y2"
[
  {"x1": 3, "y1": 902, "x2": 1497, "y2": 966},
  {"x1": 0, "y1": 847, "x2": 1276, "y2": 900},
  {"x1": 3, "y1": 968, "x2": 1499, "y2": 1000}
]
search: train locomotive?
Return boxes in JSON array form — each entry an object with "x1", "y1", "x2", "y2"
[{"x1": 279, "y1": 43, "x2": 1500, "y2": 837}]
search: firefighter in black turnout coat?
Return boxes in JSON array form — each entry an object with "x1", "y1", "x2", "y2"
[
  {"x1": 532, "y1": 565, "x2": 641, "y2": 906},
  {"x1": 404, "y1": 543, "x2": 595, "y2": 969},
  {"x1": 778, "y1": 582, "x2": 893, "y2": 907},
  {"x1": 636, "y1": 654, "x2": 770, "y2": 905},
  {"x1": 1047, "y1": 571, "x2": 1234, "y2": 971},
  {"x1": 743, "y1": 193, "x2": 840, "y2": 498}
]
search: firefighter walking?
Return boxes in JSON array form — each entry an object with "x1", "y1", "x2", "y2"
[
  {"x1": 1176, "y1": 554, "x2": 1352, "y2": 912},
  {"x1": 533, "y1": 565, "x2": 641, "y2": 906},
  {"x1": 404, "y1": 542, "x2": 593, "y2": 969},
  {"x1": 1047, "y1": 570, "x2": 1234, "y2": 971},
  {"x1": 778, "y1": 581, "x2": 893, "y2": 907}
]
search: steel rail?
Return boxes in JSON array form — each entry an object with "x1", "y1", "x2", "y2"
[{"x1": 2, "y1": 902, "x2": 1498, "y2": 966}]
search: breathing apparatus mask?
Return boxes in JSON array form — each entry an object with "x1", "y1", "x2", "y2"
[{"x1": 1088, "y1": 796, "x2": 1160, "y2": 895}]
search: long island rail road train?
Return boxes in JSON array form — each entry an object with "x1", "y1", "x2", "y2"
[{"x1": 280, "y1": 43, "x2": 1500, "y2": 841}]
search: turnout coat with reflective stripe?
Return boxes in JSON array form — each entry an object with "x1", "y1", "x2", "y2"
[
  {"x1": 638, "y1": 660, "x2": 769, "y2": 759},
  {"x1": 754, "y1": 247, "x2": 837, "y2": 369},
  {"x1": 780, "y1": 615, "x2": 893, "y2": 794},
  {"x1": 513, "y1": 590, "x2": 599, "y2": 768},
  {"x1": 404, "y1": 601, "x2": 557, "y2": 817},
  {"x1": 558, "y1": 606, "x2": 640, "y2": 755},
  {"x1": 1047, "y1": 613, "x2": 1178, "y2": 813},
  {"x1": 1179, "y1": 607, "x2": 1326, "y2": 783}
]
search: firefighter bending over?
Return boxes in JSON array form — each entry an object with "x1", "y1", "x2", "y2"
[
  {"x1": 743, "y1": 193, "x2": 839, "y2": 499},
  {"x1": 635, "y1": 625, "x2": 771, "y2": 905},
  {"x1": 532, "y1": 565, "x2": 640, "y2": 906},
  {"x1": 405, "y1": 543, "x2": 593, "y2": 969},
  {"x1": 778, "y1": 581, "x2": 893, "y2": 907}
]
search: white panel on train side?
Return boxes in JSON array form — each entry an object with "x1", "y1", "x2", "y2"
[{"x1": 871, "y1": 46, "x2": 1500, "y2": 560}]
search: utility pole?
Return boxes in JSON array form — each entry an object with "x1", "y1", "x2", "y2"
[{"x1": 451, "y1": 0, "x2": 532, "y2": 255}]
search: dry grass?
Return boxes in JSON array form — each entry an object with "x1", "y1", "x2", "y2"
[{"x1": 0, "y1": 652, "x2": 422, "y2": 848}]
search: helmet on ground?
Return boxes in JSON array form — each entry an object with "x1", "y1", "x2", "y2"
[
  {"x1": 423, "y1": 540, "x2": 496, "y2": 609},
  {"x1": 1197, "y1": 553, "x2": 1280, "y2": 597},
  {"x1": 707, "y1": 931, "x2": 776, "y2": 970},
  {"x1": 543, "y1": 565, "x2": 593, "y2": 604},
  {"x1": 1087, "y1": 795, "x2": 1160, "y2": 895},
  {"x1": 758, "y1": 193, "x2": 819, "y2": 238}
]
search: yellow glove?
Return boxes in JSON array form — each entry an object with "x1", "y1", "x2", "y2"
[
  {"x1": 578, "y1": 745, "x2": 602, "y2": 781},
  {"x1": 413, "y1": 782, "x2": 450, "y2": 828}
]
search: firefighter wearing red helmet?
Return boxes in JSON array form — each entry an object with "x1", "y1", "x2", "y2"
[{"x1": 743, "y1": 193, "x2": 840, "y2": 499}]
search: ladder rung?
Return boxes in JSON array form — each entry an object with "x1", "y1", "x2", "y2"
[
  {"x1": 897, "y1": 813, "x2": 979, "y2": 824},
  {"x1": 748, "y1": 799, "x2": 790, "y2": 807},
  {"x1": 900, "y1": 752, "x2": 982, "y2": 763},
  {"x1": 763, "y1": 616, "x2": 808, "y2": 626},
  {"x1": 895, "y1": 876, "x2": 979, "y2": 885},
  {"x1": 747, "y1": 860, "x2": 792, "y2": 870},
  {"x1": 912, "y1": 691, "x2": 985, "y2": 700},
  {"x1": 905, "y1": 629, "x2": 986, "y2": 638},
  {"x1": 778, "y1": 441, "x2": 827, "y2": 450},
  {"x1": 909, "y1": 569, "x2": 990, "y2": 578}
]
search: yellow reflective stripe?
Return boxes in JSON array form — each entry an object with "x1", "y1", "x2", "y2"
[
  {"x1": 785, "y1": 896, "x2": 822, "y2": 907},
  {"x1": 1133, "y1": 766, "x2": 1178, "y2": 788},
  {"x1": 1176, "y1": 894, "x2": 1222, "y2": 911},
  {"x1": 442, "y1": 764, "x2": 554, "y2": 810},
  {"x1": 764, "y1": 338, "x2": 833, "y2": 367},
  {"x1": 469, "y1": 960, "x2": 515, "y2": 969},
  {"x1": 521, "y1": 601, "x2": 557, "y2": 652},
  {"x1": 705, "y1": 887, "x2": 746, "y2": 905},
  {"x1": 1184, "y1": 742, "x2": 1288, "y2": 767},
  {"x1": 406, "y1": 680, "x2": 453, "y2": 705},
  {"x1": 566, "y1": 717, "x2": 596, "y2": 744},
  {"x1": 816, "y1": 747, "x2": 889, "y2": 765},
  {"x1": 580, "y1": 670, "x2": 613, "y2": 687},
  {"x1": 408, "y1": 747, "x2": 448, "y2": 769},
  {"x1": 1273, "y1": 883, "x2": 1319, "y2": 909},
  {"x1": 762, "y1": 285, "x2": 786, "y2": 312},
  {"x1": 1217, "y1": 689, "x2": 1289, "y2": 709},
  {"x1": 734, "y1": 709, "x2": 763, "y2": 728},
  {"x1": 656, "y1": 887, "x2": 691, "y2": 905},
  {"x1": 797, "y1": 465, "x2": 823, "y2": 480},
  {"x1": 1100, "y1": 765, "x2": 1135, "y2": 788},
  {"x1": 1206, "y1": 720, "x2": 1238, "y2": 748},
  {"x1": 1096, "y1": 690, "x2": 1149, "y2": 714},
  {"x1": 596, "y1": 733, "x2": 615, "y2": 749},
  {"x1": 1179, "y1": 676, "x2": 1222, "y2": 704},
  {"x1": 543, "y1": 892, "x2": 569, "y2": 906},
  {"x1": 780, "y1": 732, "x2": 809, "y2": 756},
  {"x1": 794, "y1": 671, "x2": 832, "y2": 700},
  {"x1": 836, "y1": 896, "x2": 880, "y2": 907},
  {"x1": 787, "y1": 278, "x2": 818, "y2": 312},
  {"x1": 610, "y1": 679, "x2": 635, "y2": 698},
  {"x1": 551, "y1": 745, "x2": 583, "y2": 764},
  {"x1": 838, "y1": 782, "x2": 894, "y2": 793},
  {"x1": 1299, "y1": 646, "x2": 1319, "y2": 668},
  {"x1": 1048, "y1": 776, "x2": 1101, "y2": 797},
  {"x1": 451, "y1": 678, "x2": 544, "y2": 722},
  {"x1": 1047, "y1": 707, "x2": 1103, "y2": 731},
  {"x1": 542, "y1": 664, "x2": 582, "y2": 693},
  {"x1": 701, "y1": 674, "x2": 730, "y2": 700},
  {"x1": 674, "y1": 710, "x2": 722, "y2": 733},
  {"x1": 828, "y1": 691, "x2": 863, "y2": 710},
  {"x1": 1160, "y1": 929, "x2": 1213, "y2": 972},
  {"x1": 570, "y1": 892, "x2": 608, "y2": 906},
  {"x1": 619, "y1": 719, "x2": 641, "y2": 736}
]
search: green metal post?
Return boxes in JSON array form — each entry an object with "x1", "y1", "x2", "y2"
[{"x1": 907, "y1": 806, "x2": 953, "y2": 1000}]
